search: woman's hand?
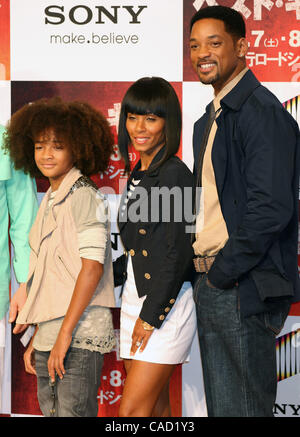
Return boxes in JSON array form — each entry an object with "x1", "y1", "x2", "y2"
[
  {"x1": 130, "y1": 317, "x2": 154, "y2": 356},
  {"x1": 47, "y1": 330, "x2": 72, "y2": 383}
]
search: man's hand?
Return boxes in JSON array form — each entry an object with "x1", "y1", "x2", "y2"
[
  {"x1": 206, "y1": 277, "x2": 216, "y2": 289},
  {"x1": 206, "y1": 277, "x2": 238, "y2": 289}
]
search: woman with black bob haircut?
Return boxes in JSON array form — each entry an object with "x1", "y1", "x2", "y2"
[
  {"x1": 116, "y1": 77, "x2": 197, "y2": 417},
  {"x1": 118, "y1": 76, "x2": 181, "y2": 174}
]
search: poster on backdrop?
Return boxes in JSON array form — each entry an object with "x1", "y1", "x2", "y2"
[{"x1": 0, "y1": 0, "x2": 10, "y2": 80}]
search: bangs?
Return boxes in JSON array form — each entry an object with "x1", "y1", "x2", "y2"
[
  {"x1": 124, "y1": 97, "x2": 166, "y2": 118},
  {"x1": 123, "y1": 78, "x2": 169, "y2": 118}
]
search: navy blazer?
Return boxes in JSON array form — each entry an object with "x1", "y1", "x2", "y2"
[
  {"x1": 193, "y1": 70, "x2": 300, "y2": 316},
  {"x1": 117, "y1": 148, "x2": 195, "y2": 328}
]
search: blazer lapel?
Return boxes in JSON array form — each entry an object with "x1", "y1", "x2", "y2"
[
  {"x1": 193, "y1": 104, "x2": 211, "y2": 171},
  {"x1": 211, "y1": 70, "x2": 261, "y2": 198},
  {"x1": 29, "y1": 189, "x2": 50, "y2": 256},
  {"x1": 40, "y1": 205, "x2": 58, "y2": 243},
  {"x1": 118, "y1": 182, "x2": 131, "y2": 232},
  {"x1": 118, "y1": 147, "x2": 163, "y2": 232},
  {"x1": 30, "y1": 167, "x2": 83, "y2": 254}
]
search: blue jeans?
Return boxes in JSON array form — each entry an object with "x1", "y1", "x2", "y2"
[
  {"x1": 34, "y1": 347, "x2": 104, "y2": 417},
  {"x1": 193, "y1": 273, "x2": 290, "y2": 417}
]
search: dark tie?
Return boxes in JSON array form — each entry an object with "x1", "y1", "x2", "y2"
[
  {"x1": 191, "y1": 102, "x2": 216, "y2": 244},
  {"x1": 195, "y1": 102, "x2": 216, "y2": 187}
]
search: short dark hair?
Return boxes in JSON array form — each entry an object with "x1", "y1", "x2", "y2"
[
  {"x1": 4, "y1": 96, "x2": 114, "y2": 178},
  {"x1": 118, "y1": 77, "x2": 182, "y2": 174},
  {"x1": 190, "y1": 6, "x2": 246, "y2": 39}
]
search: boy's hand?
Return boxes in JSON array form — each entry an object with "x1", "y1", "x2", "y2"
[
  {"x1": 24, "y1": 342, "x2": 36, "y2": 375},
  {"x1": 48, "y1": 331, "x2": 72, "y2": 383}
]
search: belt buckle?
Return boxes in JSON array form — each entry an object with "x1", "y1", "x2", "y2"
[
  {"x1": 203, "y1": 257, "x2": 210, "y2": 272},
  {"x1": 193, "y1": 256, "x2": 205, "y2": 273},
  {"x1": 193, "y1": 255, "x2": 215, "y2": 273}
]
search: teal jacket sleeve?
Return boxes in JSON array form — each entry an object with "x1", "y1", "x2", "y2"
[
  {"x1": 0, "y1": 125, "x2": 38, "y2": 319},
  {"x1": 5, "y1": 164, "x2": 38, "y2": 283}
]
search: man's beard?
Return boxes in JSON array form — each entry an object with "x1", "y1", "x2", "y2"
[{"x1": 198, "y1": 72, "x2": 219, "y2": 85}]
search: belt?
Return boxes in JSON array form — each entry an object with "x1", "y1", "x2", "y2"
[{"x1": 193, "y1": 256, "x2": 216, "y2": 273}]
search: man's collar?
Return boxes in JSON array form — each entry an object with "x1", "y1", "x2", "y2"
[
  {"x1": 214, "y1": 67, "x2": 249, "y2": 112},
  {"x1": 220, "y1": 69, "x2": 261, "y2": 111}
]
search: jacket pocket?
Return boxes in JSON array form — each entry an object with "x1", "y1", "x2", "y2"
[
  {"x1": 268, "y1": 240, "x2": 289, "y2": 279},
  {"x1": 57, "y1": 255, "x2": 76, "y2": 281},
  {"x1": 250, "y1": 268, "x2": 294, "y2": 302}
]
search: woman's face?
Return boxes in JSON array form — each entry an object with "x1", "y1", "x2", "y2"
[{"x1": 126, "y1": 113, "x2": 165, "y2": 157}]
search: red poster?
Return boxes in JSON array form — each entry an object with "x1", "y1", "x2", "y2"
[{"x1": 0, "y1": 0, "x2": 10, "y2": 80}]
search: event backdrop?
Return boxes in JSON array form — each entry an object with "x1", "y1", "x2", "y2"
[{"x1": 0, "y1": 0, "x2": 299, "y2": 417}]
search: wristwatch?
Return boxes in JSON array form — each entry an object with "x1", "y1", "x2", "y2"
[{"x1": 141, "y1": 320, "x2": 154, "y2": 331}]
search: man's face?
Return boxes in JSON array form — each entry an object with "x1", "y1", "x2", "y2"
[{"x1": 190, "y1": 18, "x2": 246, "y2": 94}]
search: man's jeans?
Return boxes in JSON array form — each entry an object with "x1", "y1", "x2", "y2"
[
  {"x1": 35, "y1": 347, "x2": 104, "y2": 417},
  {"x1": 193, "y1": 273, "x2": 290, "y2": 417}
]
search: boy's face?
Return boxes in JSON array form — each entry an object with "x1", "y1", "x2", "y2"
[
  {"x1": 190, "y1": 18, "x2": 247, "y2": 94},
  {"x1": 34, "y1": 129, "x2": 74, "y2": 191}
]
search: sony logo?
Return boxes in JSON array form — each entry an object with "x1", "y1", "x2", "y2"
[
  {"x1": 45, "y1": 5, "x2": 148, "y2": 25},
  {"x1": 273, "y1": 403, "x2": 300, "y2": 416}
]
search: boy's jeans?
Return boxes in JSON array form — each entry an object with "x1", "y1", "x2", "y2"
[
  {"x1": 35, "y1": 347, "x2": 104, "y2": 417},
  {"x1": 193, "y1": 273, "x2": 290, "y2": 417}
]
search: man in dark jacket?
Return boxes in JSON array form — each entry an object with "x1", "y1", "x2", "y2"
[{"x1": 190, "y1": 5, "x2": 300, "y2": 417}]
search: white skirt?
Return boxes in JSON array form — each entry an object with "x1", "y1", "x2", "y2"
[{"x1": 120, "y1": 256, "x2": 197, "y2": 364}]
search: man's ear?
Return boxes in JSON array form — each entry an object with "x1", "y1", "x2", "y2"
[{"x1": 236, "y1": 37, "x2": 248, "y2": 58}]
